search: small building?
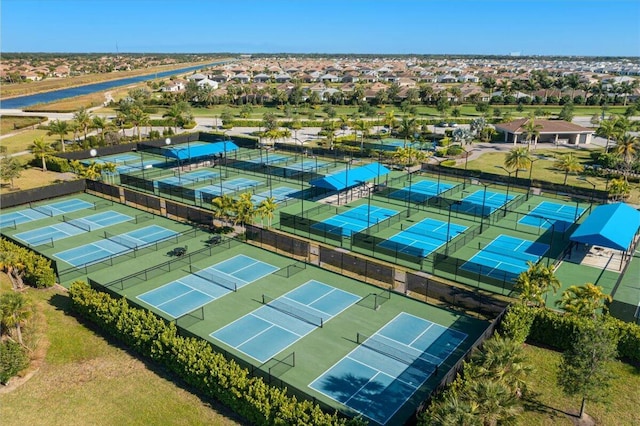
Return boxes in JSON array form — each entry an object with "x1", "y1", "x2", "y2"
[{"x1": 494, "y1": 118, "x2": 594, "y2": 147}]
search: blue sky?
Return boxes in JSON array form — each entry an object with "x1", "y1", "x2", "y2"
[{"x1": 2, "y1": 0, "x2": 639, "y2": 56}]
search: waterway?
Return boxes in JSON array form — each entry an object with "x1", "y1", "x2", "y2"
[{"x1": 0, "y1": 61, "x2": 229, "y2": 110}]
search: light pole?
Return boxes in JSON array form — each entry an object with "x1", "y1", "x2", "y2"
[
  {"x1": 472, "y1": 179, "x2": 491, "y2": 233},
  {"x1": 445, "y1": 200, "x2": 462, "y2": 256},
  {"x1": 578, "y1": 176, "x2": 596, "y2": 208},
  {"x1": 406, "y1": 169, "x2": 414, "y2": 215},
  {"x1": 496, "y1": 166, "x2": 514, "y2": 217},
  {"x1": 165, "y1": 138, "x2": 181, "y2": 180}
]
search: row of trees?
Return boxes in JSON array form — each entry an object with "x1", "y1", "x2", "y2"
[{"x1": 211, "y1": 193, "x2": 277, "y2": 229}]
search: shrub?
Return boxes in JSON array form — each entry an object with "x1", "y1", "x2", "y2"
[
  {"x1": 0, "y1": 340, "x2": 29, "y2": 384},
  {"x1": 499, "y1": 303, "x2": 536, "y2": 344},
  {"x1": 0, "y1": 238, "x2": 56, "y2": 288}
]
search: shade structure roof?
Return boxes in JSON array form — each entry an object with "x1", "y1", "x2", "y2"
[
  {"x1": 570, "y1": 202, "x2": 640, "y2": 251},
  {"x1": 162, "y1": 141, "x2": 239, "y2": 161},
  {"x1": 309, "y1": 162, "x2": 389, "y2": 191}
]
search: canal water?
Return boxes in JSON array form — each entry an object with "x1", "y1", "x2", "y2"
[{"x1": 0, "y1": 61, "x2": 228, "y2": 110}]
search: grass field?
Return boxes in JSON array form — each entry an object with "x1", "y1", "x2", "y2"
[
  {"x1": 520, "y1": 344, "x2": 640, "y2": 425},
  {"x1": 0, "y1": 275, "x2": 242, "y2": 426},
  {"x1": 0, "y1": 167, "x2": 75, "y2": 194}
]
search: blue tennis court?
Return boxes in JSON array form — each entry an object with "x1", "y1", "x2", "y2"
[
  {"x1": 311, "y1": 205, "x2": 399, "y2": 237},
  {"x1": 196, "y1": 178, "x2": 262, "y2": 198},
  {"x1": 461, "y1": 234, "x2": 550, "y2": 281},
  {"x1": 0, "y1": 198, "x2": 94, "y2": 228},
  {"x1": 390, "y1": 179, "x2": 456, "y2": 203},
  {"x1": 15, "y1": 222, "x2": 85, "y2": 246},
  {"x1": 155, "y1": 170, "x2": 219, "y2": 187},
  {"x1": 81, "y1": 153, "x2": 138, "y2": 166},
  {"x1": 54, "y1": 225, "x2": 177, "y2": 267},
  {"x1": 138, "y1": 254, "x2": 279, "y2": 318},
  {"x1": 309, "y1": 312, "x2": 467, "y2": 425},
  {"x1": 252, "y1": 186, "x2": 301, "y2": 204},
  {"x1": 62, "y1": 210, "x2": 133, "y2": 232},
  {"x1": 284, "y1": 160, "x2": 329, "y2": 176},
  {"x1": 211, "y1": 280, "x2": 360, "y2": 363},
  {"x1": 246, "y1": 153, "x2": 289, "y2": 165},
  {"x1": 453, "y1": 190, "x2": 515, "y2": 216},
  {"x1": 519, "y1": 201, "x2": 586, "y2": 232},
  {"x1": 378, "y1": 218, "x2": 468, "y2": 257}
]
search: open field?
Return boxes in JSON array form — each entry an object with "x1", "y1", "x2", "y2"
[
  {"x1": 0, "y1": 167, "x2": 74, "y2": 194},
  {"x1": 0, "y1": 61, "x2": 220, "y2": 99},
  {"x1": 520, "y1": 344, "x2": 640, "y2": 425},
  {"x1": 0, "y1": 116, "x2": 47, "y2": 134},
  {"x1": 0, "y1": 274, "x2": 242, "y2": 426}
]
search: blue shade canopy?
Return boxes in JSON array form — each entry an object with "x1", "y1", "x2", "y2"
[
  {"x1": 309, "y1": 162, "x2": 390, "y2": 191},
  {"x1": 162, "y1": 141, "x2": 239, "y2": 160},
  {"x1": 570, "y1": 202, "x2": 640, "y2": 251}
]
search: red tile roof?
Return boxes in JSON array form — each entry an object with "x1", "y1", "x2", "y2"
[{"x1": 495, "y1": 118, "x2": 594, "y2": 134}]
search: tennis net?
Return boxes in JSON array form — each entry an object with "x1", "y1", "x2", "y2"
[
  {"x1": 480, "y1": 242, "x2": 541, "y2": 262},
  {"x1": 189, "y1": 265, "x2": 237, "y2": 292},
  {"x1": 30, "y1": 204, "x2": 54, "y2": 217},
  {"x1": 356, "y1": 333, "x2": 438, "y2": 372},
  {"x1": 103, "y1": 231, "x2": 139, "y2": 250},
  {"x1": 262, "y1": 295, "x2": 323, "y2": 328},
  {"x1": 62, "y1": 215, "x2": 92, "y2": 232}
]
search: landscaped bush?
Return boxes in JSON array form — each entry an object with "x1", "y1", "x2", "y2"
[
  {"x1": 499, "y1": 304, "x2": 640, "y2": 364},
  {"x1": 0, "y1": 238, "x2": 56, "y2": 288},
  {"x1": 69, "y1": 281, "x2": 364, "y2": 426},
  {"x1": 27, "y1": 156, "x2": 71, "y2": 173},
  {"x1": 0, "y1": 340, "x2": 29, "y2": 384}
]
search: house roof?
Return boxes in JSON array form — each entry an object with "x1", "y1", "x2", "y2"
[
  {"x1": 494, "y1": 118, "x2": 594, "y2": 134},
  {"x1": 570, "y1": 202, "x2": 640, "y2": 251}
]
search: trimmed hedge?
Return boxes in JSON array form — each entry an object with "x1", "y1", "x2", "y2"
[
  {"x1": 500, "y1": 304, "x2": 640, "y2": 364},
  {"x1": 69, "y1": 282, "x2": 365, "y2": 426},
  {"x1": 0, "y1": 340, "x2": 29, "y2": 384},
  {"x1": 0, "y1": 238, "x2": 56, "y2": 288}
]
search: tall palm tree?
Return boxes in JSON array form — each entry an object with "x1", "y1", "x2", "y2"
[
  {"x1": 353, "y1": 119, "x2": 370, "y2": 152},
  {"x1": 163, "y1": 102, "x2": 188, "y2": 133},
  {"x1": 556, "y1": 283, "x2": 612, "y2": 318},
  {"x1": 521, "y1": 115, "x2": 543, "y2": 150},
  {"x1": 128, "y1": 107, "x2": 150, "y2": 141},
  {"x1": 234, "y1": 192, "x2": 255, "y2": 229},
  {"x1": 47, "y1": 119, "x2": 70, "y2": 153},
  {"x1": 211, "y1": 194, "x2": 234, "y2": 226},
  {"x1": 257, "y1": 196, "x2": 277, "y2": 227},
  {"x1": 554, "y1": 153, "x2": 584, "y2": 185},
  {"x1": 504, "y1": 147, "x2": 531, "y2": 178},
  {"x1": 398, "y1": 116, "x2": 417, "y2": 148},
  {"x1": 73, "y1": 106, "x2": 92, "y2": 141},
  {"x1": 613, "y1": 133, "x2": 639, "y2": 181},
  {"x1": 597, "y1": 116, "x2": 619, "y2": 153},
  {"x1": 29, "y1": 136, "x2": 55, "y2": 172},
  {"x1": 0, "y1": 292, "x2": 32, "y2": 345},
  {"x1": 514, "y1": 261, "x2": 561, "y2": 307},
  {"x1": 384, "y1": 110, "x2": 396, "y2": 135},
  {"x1": 92, "y1": 116, "x2": 108, "y2": 142}
]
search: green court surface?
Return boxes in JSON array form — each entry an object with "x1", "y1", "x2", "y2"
[{"x1": 87, "y1": 237, "x2": 488, "y2": 425}]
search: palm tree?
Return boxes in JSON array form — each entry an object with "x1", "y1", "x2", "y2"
[
  {"x1": 353, "y1": 119, "x2": 370, "y2": 152},
  {"x1": 73, "y1": 106, "x2": 92, "y2": 141},
  {"x1": 467, "y1": 379, "x2": 521, "y2": 426},
  {"x1": 428, "y1": 393, "x2": 482, "y2": 426},
  {"x1": 597, "y1": 116, "x2": 619, "y2": 153},
  {"x1": 521, "y1": 115, "x2": 543, "y2": 150},
  {"x1": 608, "y1": 177, "x2": 630, "y2": 201},
  {"x1": 503, "y1": 147, "x2": 531, "y2": 178},
  {"x1": 234, "y1": 192, "x2": 255, "y2": 229},
  {"x1": 92, "y1": 115, "x2": 108, "y2": 142},
  {"x1": 470, "y1": 334, "x2": 533, "y2": 398},
  {"x1": 47, "y1": 119, "x2": 70, "y2": 153},
  {"x1": 29, "y1": 136, "x2": 55, "y2": 171},
  {"x1": 211, "y1": 194, "x2": 234, "y2": 226},
  {"x1": 384, "y1": 110, "x2": 396, "y2": 135},
  {"x1": 614, "y1": 133, "x2": 639, "y2": 181},
  {"x1": 128, "y1": 107, "x2": 150, "y2": 141},
  {"x1": 398, "y1": 116, "x2": 417, "y2": 148},
  {"x1": 0, "y1": 292, "x2": 32, "y2": 345},
  {"x1": 554, "y1": 153, "x2": 584, "y2": 185},
  {"x1": 393, "y1": 146, "x2": 429, "y2": 170},
  {"x1": 514, "y1": 261, "x2": 561, "y2": 307},
  {"x1": 556, "y1": 283, "x2": 612, "y2": 318},
  {"x1": 163, "y1": 102, "x2": 188, "y2": 133},
  {"x1": 257, "y1": 196, "x2": 277, "y2": 227}
]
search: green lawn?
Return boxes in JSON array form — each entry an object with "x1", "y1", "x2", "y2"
[
  {"x1": 521, "y1": 344, "x2": 640, "y2": 425},
  {"x1": 0, "y1": 275, "x2": 242, "y2": 426}
]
